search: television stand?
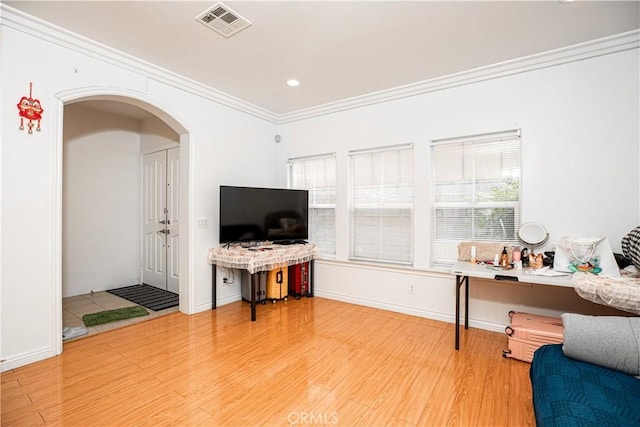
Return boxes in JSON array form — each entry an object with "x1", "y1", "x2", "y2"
[{"x1": 208, "y1": 243, "x2": 319, "y2": 321}]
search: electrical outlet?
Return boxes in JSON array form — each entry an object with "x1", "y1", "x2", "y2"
[
  {"x1": 408, "y1": 283, "x2": 415, "y2": 295},
  {"x1": 223, "y1": 277, "x2": 228, "y2": 284}
]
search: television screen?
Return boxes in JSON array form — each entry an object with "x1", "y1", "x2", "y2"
[{"x1": 219, "y1": 186, "x2": 309, "y2": 244}]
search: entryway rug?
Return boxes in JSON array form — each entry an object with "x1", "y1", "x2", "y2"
[
  {"x1": 82, "y1": 306, "x2": 149, "y2": 327},
  {"x1": 107, "y1": 284, "x2": 179, "y2": 311}
]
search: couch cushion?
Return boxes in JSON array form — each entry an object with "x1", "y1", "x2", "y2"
[{"x1": 531, "y1": 344, "x2": 640, "y2": 427}]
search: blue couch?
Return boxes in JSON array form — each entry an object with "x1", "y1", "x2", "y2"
[{"x1": 530, "y1": 344, "x2": 640, "y2": 426}]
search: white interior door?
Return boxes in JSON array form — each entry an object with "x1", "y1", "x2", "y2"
[
  {"x1": 143, "y1": 148, "x2": 180, "y2": 292},
  {"x1": 143, "y1": 151, "x2": 167, "y2": 289},
  {"x1": 166, "y1": 147, "x2": 180, "y2": 293}
]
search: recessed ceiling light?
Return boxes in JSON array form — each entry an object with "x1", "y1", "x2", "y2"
[{"x1": 286, "y1": 79, "x2": 300, "y2": 87}]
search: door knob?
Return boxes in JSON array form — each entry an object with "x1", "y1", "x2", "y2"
[
  {"x1": 159, "y1": 220, "x2": 167, "y2": 224},
  {"x1": 158, "y1": 229, "x2": 166, "y2": 234}
]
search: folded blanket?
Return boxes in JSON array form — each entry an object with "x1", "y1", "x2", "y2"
[{"x1": 562, "y1": 313, "x2": 640, "y2": 376}]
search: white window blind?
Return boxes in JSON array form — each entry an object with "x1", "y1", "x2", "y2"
[
  {"x1": 431, "y1": 130, "x2": 521, "y2": 267},
  {"x1": 349, "y1": 144, "x2": 414, "y2": 264},
  {"x1": 289, "y1": 154, "x2": 336, "y2": 255}
]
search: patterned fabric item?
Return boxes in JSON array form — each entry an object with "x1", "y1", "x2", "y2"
[
  {"x1": 208, "y1": 243, "x2": 320, "y2": 274},
  {"x1": 622, "y1": 226, "x2": 640, "y2": 270},
  {"x1": 572, "y1": 272, "x2": 640, "y2": 315},
  {"x1": 531, "y1": 344, "x2": 640, "y2": 427}
]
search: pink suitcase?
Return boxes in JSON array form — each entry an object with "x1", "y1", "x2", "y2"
[{"x1": 503, "y1": 311, "x2": 563, "y2": 363}]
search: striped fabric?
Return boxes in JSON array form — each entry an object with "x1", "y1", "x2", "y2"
[{"x1": 622, "y1": 226, "x2": 640, "y2": 270}]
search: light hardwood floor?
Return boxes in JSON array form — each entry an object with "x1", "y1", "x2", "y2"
[{"x1": 1, "y1": 297, "x2": 535, "y2": 426}]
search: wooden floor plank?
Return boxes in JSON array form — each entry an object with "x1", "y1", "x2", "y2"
[
  {"x1": 416, "y1": 324, "x2": 472, "y2": 426},
  {"x1": 40, "y1": 376, "x2": 163, "y2": 423},
  {"x1": 475, "y1": 333, "x2": 511, "y2": 426},
  {"x1": 507, "y1": 355, "x2": 536, "y2": 427},
  {"x1": 1, "y1": 297, "x2": 535, "y2": 426},
  {"x1": 446, "y1": 329, "x2": 495, "y2": 426},
  {"x1": 356, "y1": 360, "x2": 423, "y2": 425},
  {"x1": 391, "y1": 324, "x2": 452, "y2": 424}
]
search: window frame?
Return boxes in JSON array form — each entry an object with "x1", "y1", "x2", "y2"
[
  {"x1": 288, "y1": 153, "x2": 337, "y2": 256},
  {"x1": 430, "y1": 130, "x2": 522, "y2": 268},
  {"x1": 349, "y1": 143, "x2": 415, "y2": 265}
]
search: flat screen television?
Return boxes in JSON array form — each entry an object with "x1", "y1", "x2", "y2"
[{"x1": 219, "y1": 185, "x2": 309, "y2": 244}]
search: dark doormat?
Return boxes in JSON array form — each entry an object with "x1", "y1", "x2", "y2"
[{"x1": 107, "y1": 284, "x2": 178, "y2": 311}]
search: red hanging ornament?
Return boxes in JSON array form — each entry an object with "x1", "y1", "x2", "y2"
[{"x1": 17, "y1": 82, "x2": 44, "y2": 134}]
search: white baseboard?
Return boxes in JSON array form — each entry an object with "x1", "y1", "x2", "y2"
[
  {"x1": 314, "y1": 290, "x2": 506, "y2": 334},
  {"x1": 193, "y1": 294, "x2": 242, "y2": 314},
  {"x1": 215, "y1": 294, "x2": 242, "y2": 308},
  {"x1": 1, "y1": 346, "x2": 58, "y2": 372}
]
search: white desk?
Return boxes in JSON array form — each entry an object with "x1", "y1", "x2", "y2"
[{"x1": 450, "y1": 261, "x2": 573, "y2": 350}]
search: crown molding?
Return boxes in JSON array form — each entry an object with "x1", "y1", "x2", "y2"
[
  {"x1": 2, "y1": 4, "x2": 637, "y2": 126},
  {"x1": 278, "y1": 29, "x2": 640, "y2": 124},
  {"x1": 0, "y1": 4, "x2": 279, "y2": 124}
]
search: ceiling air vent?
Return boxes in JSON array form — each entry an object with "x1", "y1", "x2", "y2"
[{"x1": 196, "y1": 2, "x2": 251, "y2": 38}]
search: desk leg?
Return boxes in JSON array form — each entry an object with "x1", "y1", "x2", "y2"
[
  {"x1": 455, "y1": 275, "x2": 469, "y2": 350},
  {"x1": 309, "y1": 260, "x2": 314, "y2": 297},
  {"x1": 464, "y1": 275, "x2": 469, "y2": 330},
  {"x1": 212, "y1": 264, "x2": 217, "y2": 310},
  {"x1": 251, "y1": 272, "x2": 257, "y2": 322}
]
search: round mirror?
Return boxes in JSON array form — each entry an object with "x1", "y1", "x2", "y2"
[{"x1": 517, "y1": 222, "x2": 549, "y2": 246}]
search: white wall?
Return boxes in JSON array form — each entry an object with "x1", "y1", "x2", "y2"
[
  {"x1": 279, "y1": 49, "x2": 640, "y2": 331},
  {"x1": 1, "y1": 15, "x2": 279, "y2": 369},
  {"x1": 1, "y1": 5, "x2": 638, "y2": 370},
  {"x1": 62, "y1": 106, "x2": 142, "y2": 297}
]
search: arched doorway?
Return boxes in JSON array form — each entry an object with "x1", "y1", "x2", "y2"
[{"x1": 51, "y1": 88, "x2": 194, "y2": 353}]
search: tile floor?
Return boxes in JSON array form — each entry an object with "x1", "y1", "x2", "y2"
[{"x1": 62, "y1": 291, "x2": 180, "y2": 342}]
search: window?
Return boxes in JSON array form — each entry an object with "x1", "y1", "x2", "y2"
[
  {"x1": 289, "y1": 154, "x2": 336, "y2": 255},
  {"x1": 349, "y1": 144, "x2": 414, "y2": 264},
  {"x1": 431, "y1": 130, "x2": 521, "y2": 267}
]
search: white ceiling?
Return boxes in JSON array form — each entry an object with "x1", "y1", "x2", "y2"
[{"x1": 6, "y1": 1, "x2": 640, "y2": 115}]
